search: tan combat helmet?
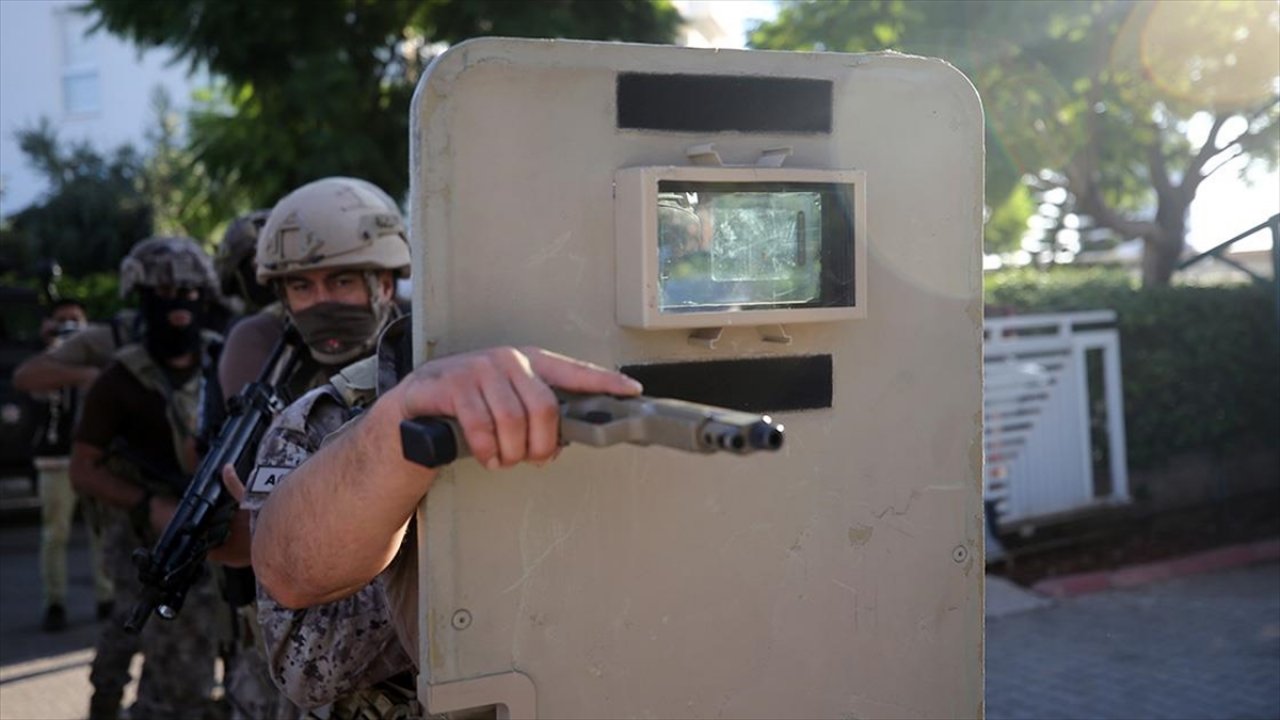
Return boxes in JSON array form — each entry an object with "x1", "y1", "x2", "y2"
[
  {"x1": 119, "y1": 236, "x2": 220, "y2": 298},
  {"x1": 215, "y1": 209, "x2": 272, "y2": 301},
  {"x1": 258, "y1": 177, "x2": 410, "y2": 364},
  {"x1": 256, "y1": 177, "x2": 410, "y2": 283}
]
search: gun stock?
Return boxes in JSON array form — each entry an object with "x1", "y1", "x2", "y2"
[
  {"x1": 401, "y1": 393, "x2": 784, "y2": 469},
  {"x1": 125, "y1": 329, "x2": 301, "y2": 634}
]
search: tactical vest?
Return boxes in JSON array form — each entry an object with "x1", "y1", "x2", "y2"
[
  {"x1": 112, "y1": 330, "x2": 223, "y2": 487},
  {"x1": 313, "y1": 317, "x2": 442, "y2": 720}
]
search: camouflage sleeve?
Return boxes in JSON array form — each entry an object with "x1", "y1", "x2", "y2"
[
  {"x1": 46, "y1": 325, "x2": 116, "y2": 368},
  {"x1": 244, "y1": 386, "x2": 415, "y2": 709}
]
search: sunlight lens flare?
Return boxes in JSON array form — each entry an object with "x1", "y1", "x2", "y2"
[{"x1": 1115, "y1": 0, "x2": 1280, "y2": 110}]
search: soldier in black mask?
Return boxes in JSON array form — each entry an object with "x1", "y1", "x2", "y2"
[{"x1": 71, "y1": 236, "x2": 223, "y2": 720}]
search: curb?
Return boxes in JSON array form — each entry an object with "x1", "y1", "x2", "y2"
[{"x1": 1031, "y1": 537, "x2": 1280, "y2": 599}]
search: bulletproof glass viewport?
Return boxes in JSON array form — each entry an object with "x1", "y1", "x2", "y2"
[{"x1": 616, "y1": 166, "x2": 866, "y2": 329}]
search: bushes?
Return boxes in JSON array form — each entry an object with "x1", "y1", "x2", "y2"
[
  {"x1": 986, "y1": 267, "x2": 1280, "y2": 468},
  {"x1": 54, "y1": 273, "x2": 126, "y2": 321},
  {"x1": 0, "y1": 272, "x2": 125, "y2": 326}
]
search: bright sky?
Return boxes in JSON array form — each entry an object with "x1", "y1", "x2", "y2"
[
  {"x1": 1186, "y1": 157, "x2": 1278, "y2": 252},
  {"x1": 712, "y1": 0, "x2": 1278, "y2": 253},
  {"x1": 706, "y1": 0, "x2": 779, "y2": 48}
]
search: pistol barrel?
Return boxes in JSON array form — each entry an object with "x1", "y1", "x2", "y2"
[{"x1": 401, "y1": 394, "x2": 784, "y2": 468}]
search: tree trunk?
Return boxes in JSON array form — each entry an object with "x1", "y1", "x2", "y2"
[{"x1": 1141, "y1": 198, "x2": 1190, "y2": 287}]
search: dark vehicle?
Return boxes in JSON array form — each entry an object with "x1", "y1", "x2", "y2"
[{"x1": 0, "y1": 285, "x2": 44, "y2": 504}]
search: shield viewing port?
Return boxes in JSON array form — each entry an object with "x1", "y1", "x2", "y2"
[{"x1": 616, "y1": 166, "x2": 866, "y2": 329}]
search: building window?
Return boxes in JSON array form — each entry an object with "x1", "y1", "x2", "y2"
[{"x1": 60, "y1": 10, "x2": 101, "y2": 117}]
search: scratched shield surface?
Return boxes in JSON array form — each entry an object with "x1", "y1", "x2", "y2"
[{"x1": 409, "y1": 39, "x2": 985, "y2": 719}]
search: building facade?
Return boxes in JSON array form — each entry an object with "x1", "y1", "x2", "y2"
[{"x1": 0, "y1": 1, "x2": 204, "y2": 218}]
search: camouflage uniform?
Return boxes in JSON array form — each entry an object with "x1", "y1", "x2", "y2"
[
  {"x1": 242, "y1": 372, "x2": 417, "y2": 713},
  {"x1": 223, "y1": 623, "x2": 304, "y2": 720},
  {"x1": 77, "y1": 236, "x2": 226, "y2": 720},
  {"x1": 42, "y1": 310, "x2": 142, "y2": 370},
  {"x1": 237, "y1": 177, "x2": 420, "y2": 718},
  {"x1": 83, "y1": 342, "x2": 223, "y2": 720},
  {"x1": 92, "y1": 506, "x2": 220, "y2": 720}
]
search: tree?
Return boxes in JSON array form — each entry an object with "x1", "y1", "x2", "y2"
[
  {"x1": 143, "y1": 87, "x2": 249, "y2": 244},
  {"x1": 5, "y1": 120, "x2": 152, "y2": 277},
  {"x1": 86, "y1": 0, "x2": 682, "y2": 208},
  {"x1": 750, "y1": 0, "x2": 1280, "y2": 285}
]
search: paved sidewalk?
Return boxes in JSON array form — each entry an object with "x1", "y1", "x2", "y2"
[
  {"x1": 987, "y1": 561, "x2": 1280, "y2": 720},
  {"x1": 3, "y1": 518, "x2": 1278, "y2": 719},
  {"x1": 0, "y1": 519, "x2": 139, "y2": 720}
]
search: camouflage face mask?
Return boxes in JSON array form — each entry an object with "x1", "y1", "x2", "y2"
[{"x1": 290, "y1": 301, "x2": 383, "y2": 365}]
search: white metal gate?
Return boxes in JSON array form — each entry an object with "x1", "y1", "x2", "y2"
[{"x1": 984, "y1": 311, "x2": 1130, "y2": 525}]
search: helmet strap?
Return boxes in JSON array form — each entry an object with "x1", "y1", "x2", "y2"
[{"x1": 365, "y1": 270, "x2": 395, "y2": 334}]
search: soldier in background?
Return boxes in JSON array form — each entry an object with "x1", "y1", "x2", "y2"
[
  {"x1": 12, "y1": 301, "x2": 142, "y2": 396},
  {"x1": 205, "y1": 208, "x2": 297, "y2": 720},
  {"x1": 70, "y1": 237, "x2": 224, "y2": 720},
  {"x1": 13, "y1": 233, "x2": 242, "y2": 400},
  {"x1": 213, "y1": 210, "x2": 275, "y2": 319},
  {"x1": 29, "y1": 298, "x2": 114, "y2": 631}
]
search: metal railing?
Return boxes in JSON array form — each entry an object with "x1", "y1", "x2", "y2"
[{"x1": 1177, "y1": 213, "x2": 1280, "y2": 338}]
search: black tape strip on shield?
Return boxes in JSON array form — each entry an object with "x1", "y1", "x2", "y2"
[
  {"x1": 620, "y1": 355, "x2": 833, "y2": 413},
  {"x1": 616, "y1": 74, "x2": 833, "y2": 134}
]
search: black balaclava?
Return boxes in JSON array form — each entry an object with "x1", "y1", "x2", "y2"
[{"x1": 140, "y1": 287, "x2": 206, "y2": 363}]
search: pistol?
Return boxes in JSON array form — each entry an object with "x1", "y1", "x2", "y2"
[{"x1": 400, "y1": 392, "x2": 784, "y2": 468}]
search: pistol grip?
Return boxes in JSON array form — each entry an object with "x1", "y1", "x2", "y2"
[{"x1": 401, "y1": 418, "x2": 463, "y2": 468}]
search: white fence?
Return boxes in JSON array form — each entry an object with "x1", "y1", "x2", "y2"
[{"x1": 984, "y1": 311, "x2": 1130, "y2": 526}]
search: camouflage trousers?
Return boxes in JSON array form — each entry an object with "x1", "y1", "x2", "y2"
[
  {"x1": 224, "y1": 604, "x2": 304, "y2": 720},
  {"x1": 88, "y1": 509, "x2": 220, "y2": 720},
  {"x1": 316, "y1": 674, "x2": 421, "y2": 720},
  {"x1": 316, "y1": 677, "x2": 497, "y2": 720}
]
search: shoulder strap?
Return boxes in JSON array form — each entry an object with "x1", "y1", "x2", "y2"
[
  {"x1": 328, "y1": 356, "x2": 380, "y2": 411},
  {"x1": 262, "y1": 301, "x2": 288, "y2": 319}
]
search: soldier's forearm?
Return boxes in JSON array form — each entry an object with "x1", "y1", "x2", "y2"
[
  {"x1": 254, "y1": 394, "x2": 433, "y2": 609},
  {"x1": 13, "y1": 354, "x2": 99, "y2": 394},
  {"x1": 70, "y1": 442, "x2": 149, "y2": 510}
]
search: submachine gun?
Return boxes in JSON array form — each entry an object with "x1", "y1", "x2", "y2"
[
  {"x1": 401, "y1": 392, "x2": 786, "y2": 468},
  {"x1": 125, "y1": 328, "x2": 302, "y2": 633}
]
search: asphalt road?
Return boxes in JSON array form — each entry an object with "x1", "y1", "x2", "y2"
[{"x1": 1, "y1": 517, "x2": 1277, "y2": 720}]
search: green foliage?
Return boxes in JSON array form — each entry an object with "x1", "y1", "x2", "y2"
[
  {"x1": 5, "y1": 120, "x2": 153, "y2": 277},
  {"x1": 86, "y1": 0, "x2": 682, "y2": 207},
  {"x1": 53, "y1": 272, "x2": 126, "y2": 321},
  {"x1": 985, "y1": 184, "x2": 1035, "y2": 255},
  {"x1": 143, "y1": 88, "x2": 249, "y2": 245},
  {"x1": 0, "y1": 224, "x2": 32, "y2": 275},
  {"x1": 986, "y1": 267, "x2": 1280, "y2": 467},
  {"x1": 4, "y1": 99, "x2": 248, "y2": 289},
  {"x1": 752, "y1": 1, "x2": 1280, "y2": 282},
  {"x1": 0, "y1": 272, "x2": 124, "y2": 325}
]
